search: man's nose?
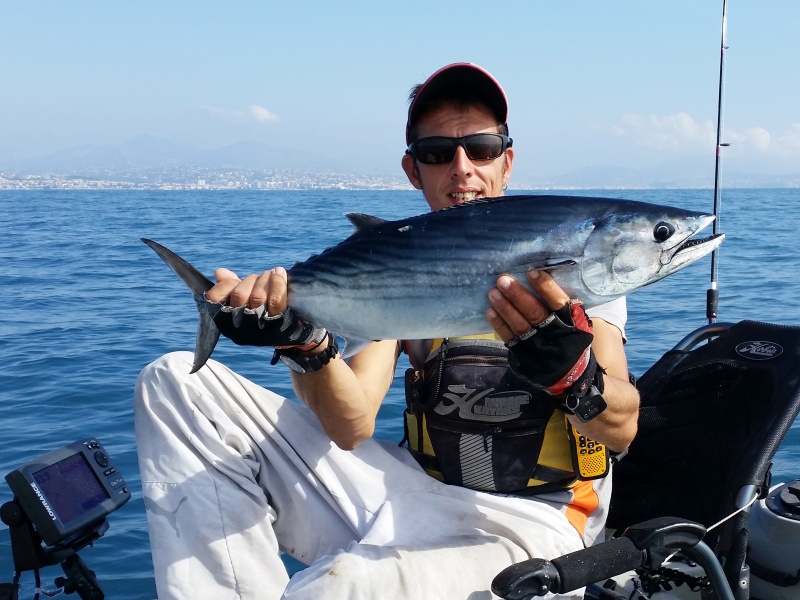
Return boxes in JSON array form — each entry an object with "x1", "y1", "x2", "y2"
[{"x1": 449, "y1": 145, "x2": 474, "y2": 175}]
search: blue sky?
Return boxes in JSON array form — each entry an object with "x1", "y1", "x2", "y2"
[{"x1": 2, "y1": 1, "x2": 798, "y2": 183}]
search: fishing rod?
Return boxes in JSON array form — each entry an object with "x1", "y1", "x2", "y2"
[{"x1": 707, "y1": 0, "x2": 729, "y2": 324}]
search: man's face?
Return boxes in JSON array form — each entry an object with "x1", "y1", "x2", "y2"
[{"x1": 402, "y1": 103, "x2": 514, "y2": 212}]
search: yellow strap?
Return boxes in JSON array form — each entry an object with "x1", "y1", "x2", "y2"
[{"x1": 429, "y1": 333, "x2": 502, "y2": 353}]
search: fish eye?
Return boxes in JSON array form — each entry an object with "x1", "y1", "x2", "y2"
[{"x1": 654, "y1": 221, "x2": 675, "y2": 242}]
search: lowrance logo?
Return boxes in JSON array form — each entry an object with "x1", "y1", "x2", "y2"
[
  {"x1": 30, "y1": 482, "x2": 57, "y2": 521},
  {"x1": 735, "y1": 340, "x2": 784, "y2": 361}
]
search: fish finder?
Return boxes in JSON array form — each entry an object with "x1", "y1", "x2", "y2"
[
  {"x1": 1, "y1": 438, "x2": 130, "y2": 600},
  {"x1": 5, "y1": 438, "x2": 130, "y2": 547}
]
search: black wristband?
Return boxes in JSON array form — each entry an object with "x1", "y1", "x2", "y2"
[
  {"x1": 271, "y1": 334, "x2": 339, "y2": 374},
  {"x1": 557, "y1": 363, "x2": 607, "y2": 423}
]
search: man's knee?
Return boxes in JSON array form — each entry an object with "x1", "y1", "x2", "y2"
[
  {"x1": 142, "y1": 351, "x2": 194, "y2": 379},
  {"x1": 134, "y1": 351, "x2": 195, "y2": 413},
  {"x1": 137, "y1": 350, "x2": 194, "y2": 388}
]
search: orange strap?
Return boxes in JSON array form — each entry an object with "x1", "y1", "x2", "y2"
[{"x1": 564, "y1": 480, "x2": 600, "y2": 538}]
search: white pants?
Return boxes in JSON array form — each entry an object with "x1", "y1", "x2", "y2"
[{"x1": 134, "y1": 352, "x2": 607, "y2": 600}]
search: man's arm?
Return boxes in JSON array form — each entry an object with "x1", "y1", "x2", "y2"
[
  {"x1": 570, "y1": 317, "x2": 639, "y2": 452},
  {"x1": 206, "y1": 266, "x2": 398, "y2": 451},
  {"x1": 290, "y1": 339, "x2": 399, "y2": 450},
  {"x1": 486, "y1": 271, "x2": 639, "y2": 453}
]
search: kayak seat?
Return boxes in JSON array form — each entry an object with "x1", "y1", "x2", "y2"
[
  {"x1": 606, "y1": 320, "x2": 800, "y2": 597},
  {"x1": 492, "y1": 320, "x2": 800, "y2": 600}
]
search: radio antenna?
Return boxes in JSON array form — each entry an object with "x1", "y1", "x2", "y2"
[{"x1": 707, "y1": 0, "x2": 729, "y2": 324}]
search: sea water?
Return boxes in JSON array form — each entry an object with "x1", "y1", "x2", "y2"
[{"x1": 1, "y1": 188, "x2": 799, "y2": 598}]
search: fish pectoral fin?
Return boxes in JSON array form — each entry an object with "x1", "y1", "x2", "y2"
[
  {"x1": 345, "y1": 213, "x2": 389, "y2": 232},
  {"x1": 506, "y1": 259, "x2": 577, "y2": 276},
  {"x1": 529, "y1": 259, "x2": 577, "y2": 271}
]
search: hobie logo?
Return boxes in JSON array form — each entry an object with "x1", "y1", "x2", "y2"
[
  {"x1": 435, "y1": 384, "x2": 532, "y2": 422},
  {"x1": 735, "y1": 340, "x2": 783, "y2": 361}
]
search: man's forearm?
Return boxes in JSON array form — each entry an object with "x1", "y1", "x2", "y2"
[
  {"x1": 567, "y1": 373, "x2": 639, "y2": 453},
  {"x1": 290, "y1": 358, "x2": 379, "y2": 450},
  {"x1": 289, "y1": 340, "x2": 398, "y2": 450}
]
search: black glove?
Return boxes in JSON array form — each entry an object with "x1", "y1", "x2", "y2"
[
  {"x1": 211, "y1": 303, "x2": 327, "y2": 348},
  {"x1": 506, "y1": 301, "x2": 597, "y2": 399}
]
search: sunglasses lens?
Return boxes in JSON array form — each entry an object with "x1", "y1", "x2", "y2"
[
  {"x1": 464, "y1": 135, "x2": 504, "y2": 160},
  {"x1": 412, "y1": 139, "x2": 456, "y2": 165},
  {"x1": 409, "y1": 134, "x2": 509, "y2": 165}
]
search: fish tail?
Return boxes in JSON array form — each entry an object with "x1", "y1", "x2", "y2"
[
  {"x1": 141, "y1": 238, "x2": 220, "y2": 372},
  {"x1": 192, "y1": 309, "x2": 221, "y2": 373}
]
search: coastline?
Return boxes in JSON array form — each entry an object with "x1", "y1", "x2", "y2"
[{"x1": 2, "y1": 170, "x2": 798, "y2": 192}]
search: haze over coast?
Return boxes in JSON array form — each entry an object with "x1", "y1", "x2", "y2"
[{"x1": 2, "y1": 135, "x2": 796, "y2": 191}]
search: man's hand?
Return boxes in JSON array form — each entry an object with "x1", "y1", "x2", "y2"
[
  {"x1": 486, "y1": 270, "x2": 598, "y2": 398},
  {"x1": 486, "y1": 270, "x2": 567, "y2": 342},
  {"x1": 205, "y1": 266, "x2": 327, "y2": 349},
  {"x1": 207, "y1": 266, "x2": 289, "y2": 313}
]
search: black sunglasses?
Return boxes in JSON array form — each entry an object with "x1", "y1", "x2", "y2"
[{"x1": 406, "y1": 133, "x2": 512, "y2": 165}]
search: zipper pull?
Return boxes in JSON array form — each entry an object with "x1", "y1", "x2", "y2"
[{"x1": 482, "y1": 427, "x2": 501, "y2": 452}]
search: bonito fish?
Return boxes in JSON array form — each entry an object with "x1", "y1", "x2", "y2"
[{"x1": 143, "y1": 194, "x2": 724, "y2": 370}]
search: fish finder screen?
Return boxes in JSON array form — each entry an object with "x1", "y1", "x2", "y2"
[{"x1": 32, "y1": 452, "x2": 109, "y2": 525}]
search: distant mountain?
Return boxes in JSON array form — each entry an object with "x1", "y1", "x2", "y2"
[
  {"x1": 1, "y1": 136, "x2": 357, "y2": 174},
  {"x1": 519, "y1": 156, "x2": 800, "y2": 189},
  {"x1": 5, "y1": 136, "x2": 195, "y2": 172},
  {"x1": 186, "y1": 140, "x2": 349, "y2": 172}
]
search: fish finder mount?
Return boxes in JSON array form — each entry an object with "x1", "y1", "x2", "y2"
[{"x1": 1, "y1": 438, "x2": 131, "y2": 600}]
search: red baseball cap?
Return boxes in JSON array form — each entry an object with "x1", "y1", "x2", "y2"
[{"x1": 406, "y1": 63, "x2": 509, "y2": 145}]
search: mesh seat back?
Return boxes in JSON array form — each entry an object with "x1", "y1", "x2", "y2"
[{"x1": 608, "y1": 320, "x2": 800, "y2": 563}]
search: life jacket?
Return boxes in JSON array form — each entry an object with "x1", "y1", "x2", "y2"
[{"x1": 402, "y1": 334, "x2": 609, "y2": 494}]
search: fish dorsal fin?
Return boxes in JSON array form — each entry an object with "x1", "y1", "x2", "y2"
[{"x1": 345, "y1": 213, "x2": 388, "y2": 232}]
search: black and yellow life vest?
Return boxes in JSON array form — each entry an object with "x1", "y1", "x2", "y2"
[{"x1": 402, "y1": 334, "x2": 608, "y2": 494}]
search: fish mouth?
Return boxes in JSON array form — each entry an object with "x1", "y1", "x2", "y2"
[{"x1": 663, "y1": 230, "x2": 725, "y2": 269}]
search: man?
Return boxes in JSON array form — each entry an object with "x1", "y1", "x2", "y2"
[{"x1": 135, "y1": 63, "x2": 639, "y2": 600}]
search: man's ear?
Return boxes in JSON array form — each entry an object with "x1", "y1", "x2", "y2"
[
  {"x1": 401, "y1": 154, "x2": 423, "y2": 190},
  {"x1": 502, "y1": 147, "x2": 515, "y2": 184}
]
